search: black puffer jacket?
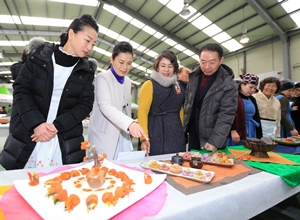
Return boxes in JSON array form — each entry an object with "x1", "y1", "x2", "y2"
[{"x1": 0, "y1": 42, "x2": 96, "y2": 170}]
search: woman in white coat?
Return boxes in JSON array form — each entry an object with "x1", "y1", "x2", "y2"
[{"x1": 88, "y1": 41, "x2": 148, "y2": 159}]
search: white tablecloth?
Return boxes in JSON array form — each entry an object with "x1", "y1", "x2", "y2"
[{"x1": 1, "y1": 154, "x2": 300, "y2": 220}]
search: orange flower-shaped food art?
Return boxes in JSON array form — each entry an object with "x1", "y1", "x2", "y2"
[
  {"x1": 81, "y1": 141, "x2": 90, "y2": 150},
  {"x1": 60, "y1": 172, "x2": 71, "y2": 181},
  {"x1": 86, "y1": 194, "x2": 98, "y2": 212},
  {"x1": 70, "y1": 170, "x2": 80, "y2": 177},
  {"x1": 53, "y1": 189, "x2": 68, "y2": 204},
  {"x1": 144, "y1": 172, "x2": 152, "y2": 184},
  {"x1": 102, "y1": 192, "x2": 118, "y2": 207},
  {"x1": 27, "y1": 172, "x2": 39, "y2": 186},
  {"x1": 65, "y1": 194, "x2": 81, "y2": 213},
  {"x1": 79, "y1": 167, "x2": 90, "y2": 175}
]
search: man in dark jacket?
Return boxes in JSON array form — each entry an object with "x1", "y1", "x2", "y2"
[{"x1": 184, "y1": 43, "x2": 238, "y2": 152}]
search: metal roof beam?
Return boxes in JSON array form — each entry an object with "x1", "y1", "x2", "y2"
[
  {"x1": 245, "y1": 0, "x2": 286, "y2": 42},
  {"x1": 246, "y1": 0, "x2": 290, "y2": 78},
  {"x1": 103, "y1": 0, "x2": 198, "y2": 54}
]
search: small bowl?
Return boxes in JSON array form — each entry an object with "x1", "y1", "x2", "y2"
[
  {"x1": 171, "y1": 155, "x2": 183, "y2": 165},
  {"x1": 189, "y1": 157, "x2": 203, "y2": 169}
]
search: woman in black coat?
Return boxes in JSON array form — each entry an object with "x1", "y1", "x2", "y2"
[{"x1": 0, "y1": 14, "x2": 99, "y2": 170}]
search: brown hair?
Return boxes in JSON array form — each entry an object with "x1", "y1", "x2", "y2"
[
  {"x1": 259, "y1": 77, "x2": 281, "y2": 94},
  {"x1": 153, "y1": 50, "x2": 179, "y2": 74}
]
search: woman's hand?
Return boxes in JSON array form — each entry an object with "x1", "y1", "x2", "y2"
[
  {"x1": 128, "y1": 122, "x2": 149, "y2": 140},
  {"x1": 141, "y1": 140, "x2": 150, "y2": 156},
  {"x1": 31, "y1": 123, "x2": 57, "y2": 142}
]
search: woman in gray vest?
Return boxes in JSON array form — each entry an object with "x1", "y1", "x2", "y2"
[{"x1": 138, "y1": 50, "x2": 185, "y2": 156}]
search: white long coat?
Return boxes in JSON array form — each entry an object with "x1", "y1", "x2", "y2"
[{"x1": 88, "y1": 69, "x2": 134, "y2": 159}]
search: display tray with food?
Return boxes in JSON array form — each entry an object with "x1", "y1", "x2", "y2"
[
  {"x1": 271, "y1": 137, "x2": 300, "y2": 146},
  {"x1": 13, "y1": 159, "x2": 167, "y2": 220},
  {"x1": 178, "y1": 152, "x2": 235, "y2": 167},
  {"x1": 140, "y1": 160, "x2": 215, "y2": 183}
]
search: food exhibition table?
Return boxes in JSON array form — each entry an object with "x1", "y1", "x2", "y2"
[{"x1": 1, "y1": 154, "x2": 300, "y2": 220}]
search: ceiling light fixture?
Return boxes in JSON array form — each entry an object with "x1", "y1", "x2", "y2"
[
  {"x1": 180, "y1": 0, "x2": 190, "y2": 16},
  {"x1": 240, "y1": 28, "x2": 249, "y2": 44},
  {"x1": 240, "y1": 7, "x2": 249, "y2": 44},
  {"x1": 177, "y1": 53, "x2": 181, "y2": 65}
]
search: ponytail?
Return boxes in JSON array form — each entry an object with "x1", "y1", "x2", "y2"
[{"x1": 59, "y1": 32, "x2": 68, "y2": 47}]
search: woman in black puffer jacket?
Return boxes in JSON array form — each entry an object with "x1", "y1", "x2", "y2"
[{"x1": 0, "y1": 14, "x2": 98, "y2": 170}]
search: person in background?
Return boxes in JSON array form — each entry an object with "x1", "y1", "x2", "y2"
[
  {"x1": 253, "y1": 77, "x2": 281, "y2": 138},
  {"x1": 228, "y1": 73, "x2": 262, "y2": 146},
  {"x1": 6, "y1": 104, "x2": 12, "y2": 115},
  {"x1": 177, "y1": 66, "x2": 191, "y2": 88},
  {"x1": 291, "y1": 82, "x2": 300, "y2": 132},
  {"x1": 1, "y1": 106, "x2": 6, "y2": 114},
  {"x1": 0, "y1": 14, "x2": 99, "y2": 170},
  {"x1": 276, "y1": 79, "x2": 299, "y2": 137},
  {"x1": 138, "y1": 50, "x2": 186, "y2": 156},
  {"x1": 184, "y1": 43, "x2": 238, "y2": 152},
  {"x1": 10, "y1": 37, "x2": 46, "y2": 81},
  {"x1": 88, "y1": 41, "x2": 148, "y2": 160}
]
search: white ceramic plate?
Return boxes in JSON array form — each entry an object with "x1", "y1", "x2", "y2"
[
  {"x1": 140, "y1": 160, "x2": 215, "y2": 183},
  {"x1": 14, "y1": 159, "x2": 166, "y2": 220}
]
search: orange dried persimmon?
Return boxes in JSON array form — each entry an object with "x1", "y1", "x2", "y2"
[
  {"x1": 108, "y1": 169, "x2": 117, "y2": 176},
  {"x1": 101, "y1": 166, "x2": 108, "y2": 174},
  {"x1": 122, "y1": 178, "x2": 135, "y2": 187},
  {"x1": 70, "y1": 170, "x2": 80, "y2": 177},
  {"x1": 60, "y1": 172, "x2": 71, "y2": 181},
  {"x1": 102, "y1": 192, "x2": 118, "y2": 207},
  {"x1": 106, "y1": 185, "x2": 114, "y2": 190},
  {"x1": 144, "y1": 173, "x2": 153, "y2": 184},
  {"x1": 27, "y1": 172, "x2": 39, "y2": 186},
  {"x1": 47, "y1": 184, "x2": 63, "y2": 197},
  {"x1": 115, "y1": 186, "x2": 128, "y2": 199},
  {"x1": 65, "y1": 194, "x2": 80, "y2": 213},
  {"x1": 53, "y1": 189, "x2": 68, "y2": 204},
  {"x1": 50, "y1": 179, "x2": 63, "y2": 187},
  {"x1": 86, "y1": 194, "x2": 98, "y2": 212},
  {"x1": 44, "y1": 176, "x2": 62, "y2": 186},
  {"x1": 79, "y1": 168, "x2": 90, "y2": 175},
  {"x1": 81, "y1": 141, "x2": 90, "y2": 150}
]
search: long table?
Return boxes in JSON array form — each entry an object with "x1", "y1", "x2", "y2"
[{"x1": 1, "y1": 153, "x2": 300, "y2": 220}]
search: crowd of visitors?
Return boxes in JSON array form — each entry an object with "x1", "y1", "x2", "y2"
[{"x1": 0, "y1": 13, "x2": 299, "y2": 169}]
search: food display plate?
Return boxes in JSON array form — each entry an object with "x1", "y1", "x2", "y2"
[
  {"x1": 140, "y1": 160, "x2": 215, "y2": 184},
  {"x1": 14, "y1": 159, "x2": 167, "y2": 220},
  {"x1": 271, "y1": 137, "x2": 300, "y2": 146},
  {"x1": 178, "y1": 152, "x2": 235, "y2": 167},
  {"x1": 200, "y1": 159, "x2": 234, "y2": 167}
]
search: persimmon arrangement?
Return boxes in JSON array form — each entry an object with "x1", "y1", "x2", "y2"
[{"x1": 26, "y1": 141, "x2": 154, "y2": 213}]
